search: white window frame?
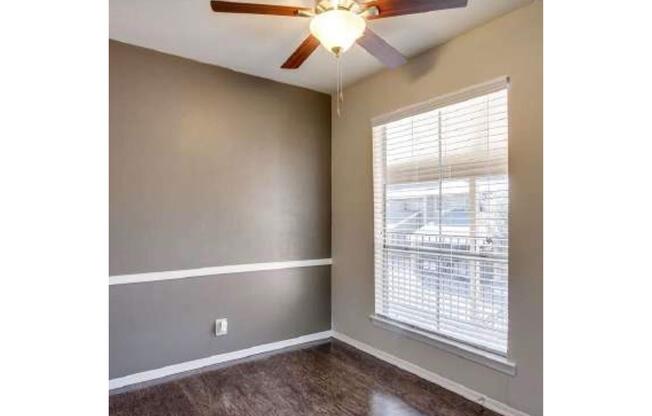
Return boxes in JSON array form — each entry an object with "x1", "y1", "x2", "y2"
[{"x1": 370, "y1": 77, "x2": 516, "y2": 375}]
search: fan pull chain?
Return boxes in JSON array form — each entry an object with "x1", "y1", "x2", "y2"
[{"x1": 336, "y1": 56, "x2": 344, "y2": 117}]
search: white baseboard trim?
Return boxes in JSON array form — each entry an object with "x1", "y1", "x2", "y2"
[
  {"x1": 109, "y1": 258, "x2": 332, "y2": 285},
  {"x1": 109, "y1": 330, "x2": 333, "y2": 390},
  {"x1": 332, "y1": 331, "x2": 531, "y2": 416},
  {"x1": 110, "y1": 328, "x2": 530, "y2": 416}
]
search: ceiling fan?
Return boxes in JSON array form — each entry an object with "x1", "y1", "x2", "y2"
[{"x1": 210, "y1": 0, "x2": 469, "y2": 69}]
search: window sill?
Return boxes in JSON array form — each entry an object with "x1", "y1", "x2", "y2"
[{"x1": 369, "y1": 314, "x2": 517, "y2": 376}]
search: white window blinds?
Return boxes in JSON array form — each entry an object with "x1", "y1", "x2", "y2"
[{"x1": 372, "y1": 78, "x2": 509, "y2": 355}]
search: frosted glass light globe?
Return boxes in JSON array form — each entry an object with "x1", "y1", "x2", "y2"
[{"x1": 310, "y1": 10, "x2": 366, "y2": 56}]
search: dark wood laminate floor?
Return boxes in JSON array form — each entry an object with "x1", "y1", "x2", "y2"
[{"x1": 109, "y1": 340, "x2": 500, "y2": 416}]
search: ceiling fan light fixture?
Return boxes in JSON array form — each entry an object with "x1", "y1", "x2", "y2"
[{"x1": 309, "y1": 9, "x2": 366, "y2": 56}]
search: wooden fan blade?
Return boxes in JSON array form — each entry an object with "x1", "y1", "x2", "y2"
[
  {"x1": 281, "y1": 35, "x2": 320, "y2": 69},
  {"x1": 210, "y1": 1, "x2": 311, "y2": 17},
  {"x1": 366, "y1": 0, "x2": 468, "y2": 19},
  {"x1": 357, "y1": 28, "x2": 407, "y2": 68}
]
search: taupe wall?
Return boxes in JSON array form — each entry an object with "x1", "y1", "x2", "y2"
[
  {"x1": 331, "y1": 2, "x2": 542, "y2": 416},
  {"x1": 110, "y1": 41, "x2": 331, "y2": 275},
  {"x1": 110, "y1": 267, "x2": 330, "y2": 378},
  {"x1": 109, "y1": 41, "x2": 331, "y2": 378}
]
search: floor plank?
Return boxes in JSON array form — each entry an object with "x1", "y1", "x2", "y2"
[{"x1": 109, "y1": 340, "x2": 499, "y2": 416}]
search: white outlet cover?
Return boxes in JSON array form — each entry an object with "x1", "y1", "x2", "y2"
[{"x1": 215, "y1": 318, "x2": 228, "y2": 336}]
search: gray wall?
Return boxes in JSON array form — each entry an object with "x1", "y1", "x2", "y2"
[
  {"x1": 110, "y1": 267, "x2": 330, "y2": 378},
  {"x1": 331, "y1": 2, "x2": 542, "y2": 416},
  {"x1": 109, "y1": 41, "x2": 331, "y2": 378},
  {"x1": 110, "y1": 41, "x2": 331, "y2": 275}
]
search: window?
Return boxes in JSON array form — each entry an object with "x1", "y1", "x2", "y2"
[{"x1": 372, "y1": 78, "x2": 509, "y2": 355}]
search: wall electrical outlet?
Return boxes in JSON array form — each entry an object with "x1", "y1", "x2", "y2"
[{"x1": 215, "y1": 318, "x2": 228, "y2": 336}]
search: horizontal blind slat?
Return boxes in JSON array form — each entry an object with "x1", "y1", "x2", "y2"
[{"x1": 373, "y1": 84, "x2": 509, "y2": 355}]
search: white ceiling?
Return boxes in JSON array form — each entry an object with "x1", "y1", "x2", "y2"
[{"x1": 110, "y1": 0, "x2": 532, "y2": 93}]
